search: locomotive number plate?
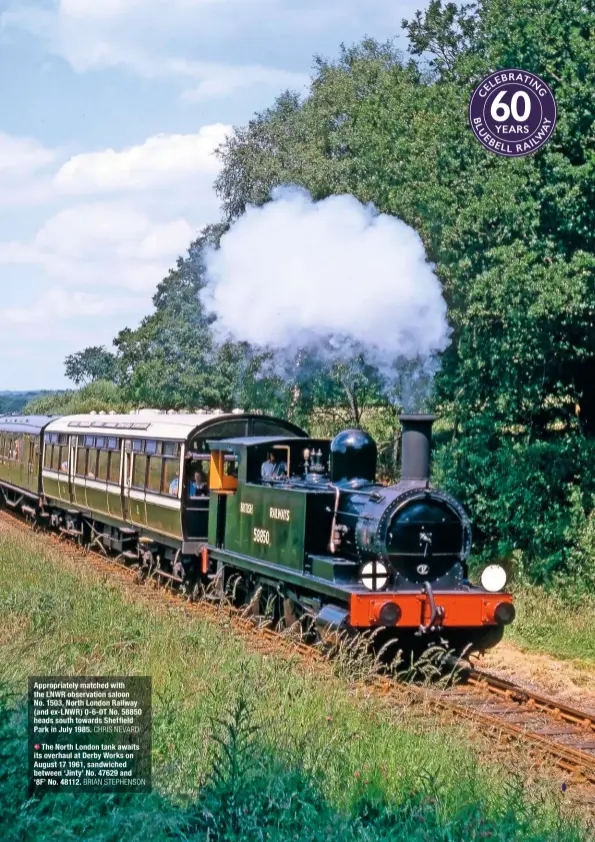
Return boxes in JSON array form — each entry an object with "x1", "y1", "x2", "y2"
[{"x1": 253, "y1": 528, "x2": 270, "y2": 545}]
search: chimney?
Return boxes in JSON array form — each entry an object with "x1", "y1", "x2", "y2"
[{"x1": 399, "y1": 414, "x2": 437, "y2": 482}]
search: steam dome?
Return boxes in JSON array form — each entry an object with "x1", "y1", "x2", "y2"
[{"x1": 330, "y1": 429, "x2": 377, "y2": 483}]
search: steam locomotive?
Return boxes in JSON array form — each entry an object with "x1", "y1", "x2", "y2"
[
  {"x1": 205, "y1": 414, "x2": 514, "y2": 653},
  {"x1": 0, "y1": 410, "x2": 514, "y2": 653}
]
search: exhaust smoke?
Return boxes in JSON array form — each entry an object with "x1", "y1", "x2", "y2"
[{"x1": 202, "y1": 186, "x2": 450, "y2": 405}]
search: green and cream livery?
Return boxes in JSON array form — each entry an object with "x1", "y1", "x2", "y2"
[{"x1": 0, "y1": 411, "x2": 306, "y2": 569}]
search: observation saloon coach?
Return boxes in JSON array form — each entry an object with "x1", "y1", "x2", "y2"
[{"x1": 0, "y1": 410, "x2": 514, "y2": 654}]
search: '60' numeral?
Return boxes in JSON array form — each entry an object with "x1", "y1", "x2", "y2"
[{"x1": 490, "y1": 90, "x2": 531, "y2": 122}]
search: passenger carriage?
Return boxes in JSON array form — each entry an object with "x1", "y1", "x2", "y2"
[
  {"x1": 0, "y1": 416, "x2": 57, "y2": 517},
  {"x1": 0, "y1": 411, "x2": 306, "y2": 583}
]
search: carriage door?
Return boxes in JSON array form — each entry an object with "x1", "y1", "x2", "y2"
[
  {"x1": 122, "y1": 441, "x2": 133, "y2": 522},
  {"x1": 68, "y1": 436, "x2": 77, "y2": 504}
]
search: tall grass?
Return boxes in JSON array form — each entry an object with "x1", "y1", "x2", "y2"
[
  {"x1": 508, "y1": 586, "x2": 595, "y2": 664},
  {"x1": 0, "y1": 530, "x2": 590, "y2": 841}
]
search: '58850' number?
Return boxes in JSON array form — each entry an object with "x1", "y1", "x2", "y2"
[{"x1": 253, "y1": 528, "x2": 270, "y2": 545}]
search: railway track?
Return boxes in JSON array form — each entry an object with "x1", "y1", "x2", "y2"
[
  {"x1": 412, "y1": 669, "x2": 595, "y2": 784},
  {"x1": 1, "y1": 508, "x2": 595, "y2": 795}
]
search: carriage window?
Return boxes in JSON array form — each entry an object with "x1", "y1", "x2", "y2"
[
  {"x1": 147, "y1": 457, "x2": 163, "y2": 493},
  {"x1": 76, "y1": 448, "x2": 87, "y2": 477},
  {"x1": 50, "y1": 445, "x2": 59, "y2": 471},
  {"x1": 132, "y1": 454, "x2": 148, "y2": 489},
  {"x1": 107, "y1": 437, "x2": 118, "y2": 450},
  {"x1": 145, "y1": 440, "x2": 158, "y2": 455},
  {"x1": 96, "y1": 437, "x2": 106, "y2": 450},
  {"x1": 85, "y1": 436, "x2": 95, "y2": 448},
  {"x1": 162, "y1": 459, "x2": 180, "y2": 496},
  {"x1": 87, "y1": 450, "x2": 98, "y2": 479},
  {"x1": 163, "y1": 442, "x2": 178, "y2": 457},
  {"x1": 97, "y1": 449, "x2": 109, "y2": 481},
  {"x1": 108, "y1": 450, "x2": 121, "y2": 484},
  {"x1": 58, "y1": 446, "x2": 69, "y2": 472},
  {"x1": 188, "y1": 461, "x2": 210, "y2": 498},
  {"x1": 43, "y1": 443, "x2": 52, "y2": 469},
  {"x1": 132, "y1": 440, "x2": 143, "y2": 453}
]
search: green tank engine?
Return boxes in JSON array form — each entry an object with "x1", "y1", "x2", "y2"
[{"x1": 204, "y1": 415, "x2": 515, "y2": 652}]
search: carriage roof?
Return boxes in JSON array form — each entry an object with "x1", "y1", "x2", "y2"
[
  {"x1": 0, "y1": 415, "x2": 58, "y2": 435},
  {"x1": 44, "y1": 412, "x2": 307, "y2": 443}
]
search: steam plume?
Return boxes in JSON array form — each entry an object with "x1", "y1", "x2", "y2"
[{"x1": 202, "y1": 186, "x2": 450, "y2": 403}]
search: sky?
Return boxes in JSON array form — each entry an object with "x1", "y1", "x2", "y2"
[{"x1": 0, "y1": 0, "x2": 423, "y2": 391}]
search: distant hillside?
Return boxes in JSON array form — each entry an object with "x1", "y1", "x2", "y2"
[{"x1": 0, "y1": 391, "x2": 54, "y2": 415}]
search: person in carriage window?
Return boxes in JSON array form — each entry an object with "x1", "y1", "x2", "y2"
[
  {"x1": 189, "y1": 470, "x2": 207, "y2": 498},
  {"x1": 169, "y1": 473, "x2": 180, "y2": 496}
]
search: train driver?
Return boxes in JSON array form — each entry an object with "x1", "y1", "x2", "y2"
[
  {"x1": 261, "y1": 452, "x2": 276, "y2": 479},
  {"x1": 261, "y1": 451, "x2": 287, "y2": 479}
]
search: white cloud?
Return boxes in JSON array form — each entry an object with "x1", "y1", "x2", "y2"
[
  {"x1": 177, "y1": 63, "x2": 308, "y2": 102},
  {"x1": 0, "y1": 132, "x2": 55, "y2": 177},
  {"x1": 0, "y1": 122, "x2": 225, "y2": 365},
  {"x1": 2, "y1": 287, "x2": 146, "y2": 325},
  {"x1": 0, "y1": 203, "x2": 200, "y2": 291},
  {"x1": 1, "y1": 1, "x2": 310, "y2": 100},
  {"x1": 59, "y1": 0, "x2": 226, "y2": 19},
  {"x1": 0, "y1": 132, "x2": 57, "y2": 205},
  {"x1": 54, "y1": 123, "x2": 230, "y2": 194},
  {"x1": 59, "y1": 0, "x2": 147, "y2": 19}
]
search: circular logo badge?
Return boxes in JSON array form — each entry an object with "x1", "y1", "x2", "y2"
[{"x1": 469, "y1": 69, "x2": 557, "y2": 157}]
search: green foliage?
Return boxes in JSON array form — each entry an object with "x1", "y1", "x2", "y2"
[
  {"x1": 55, "y1": 0, "x2": 595, "y2": 584},
  {"x1": 64, "y1": 345, "x2": 118, "y2": 386},
  {"x1": 23, "y1": 380, "x2": 131, "y2": 416},
  {"x1": 0, "y1": 392, "x2": 52, "y2": 415},
  {"x1": 211, "y1": 0, "x2": 595, "y2": 583},
  {"x1": 433, "y1": 422, "x2": 595, "y2": 583},
  {"x1": 113, "y1": 226, "x2": 246, "y2": 411}
]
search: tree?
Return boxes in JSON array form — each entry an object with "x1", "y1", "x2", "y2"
[
  {"x1": 114, "y1": 226, "x2": 245, "y2": 411},
  {"x1": 64, "y1": 346, "x2": 118, "y2": 386},
  {"x1": 213, "y1": 2, "x2": 595, "y2": 581}
]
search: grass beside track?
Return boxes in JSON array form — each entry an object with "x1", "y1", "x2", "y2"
[
  {"x1": 0, "y1": 528, "x2": 591, "y2": 842},
  {"x1": 507, "y1": 587, "x2": 595, "y2": 665}
]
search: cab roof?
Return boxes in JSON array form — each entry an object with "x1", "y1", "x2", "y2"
[{"x1": 207, "y1": 435, "x2": 299, "y2": 451}]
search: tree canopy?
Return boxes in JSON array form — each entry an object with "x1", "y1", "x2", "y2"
[{"x1": 65, "y1": 0, "x2": 595, "y2": 584}]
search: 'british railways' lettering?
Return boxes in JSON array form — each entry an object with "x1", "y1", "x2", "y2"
[{"x1": 269, "y1": 507, "x2": 290, "y2": 522}]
